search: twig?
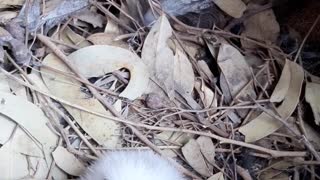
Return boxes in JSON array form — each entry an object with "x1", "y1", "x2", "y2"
[{"x1": 294, "y1": 15, "x2": 320, "y2": 62}]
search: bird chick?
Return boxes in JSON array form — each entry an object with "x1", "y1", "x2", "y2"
[{"x1": 80, "y1": 151, "x2": 184, "y2": 180}]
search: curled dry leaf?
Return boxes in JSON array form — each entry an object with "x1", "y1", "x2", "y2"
[
  {"x1": 305, "y1": 82, "x2": 320, "y2": 125},
  {"x1": 182, "y1": 139, "x2": 212, "y2": 177},
  {"x1": 142, "y1": 15, "x2": 175, "y2": 99},
  {"x1": 0, "y1": 0, "x2": 24, "y2": 8},
  {"x1": 52, "y1": 146, "x2": 86, "y2": 176},
  {"x1": 239, "y1": 60, "x2": 304, "y2": 142},
  {"x1": 241, "y1": 5, "x2": 280, "y2": 49},
  {"x1": 213, "y1": 0, "x2": 246, "y2": 18}
]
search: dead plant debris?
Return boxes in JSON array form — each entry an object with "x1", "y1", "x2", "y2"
[{"x1": 0, "y1": 0, "x2": 319, "y2": 179}]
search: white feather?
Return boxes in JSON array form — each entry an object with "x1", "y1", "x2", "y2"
[{"x1": 80, "y1": 151, "x2": 184, "y2": 180}]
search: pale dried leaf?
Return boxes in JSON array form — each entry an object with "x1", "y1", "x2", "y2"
[
  {"x1": 142, "y1": 15, "x2": 175, "y2": 99},
  {"x1": 0, "y1": 146, "x2": 29, "y2": 179},
  {"x1": 41, "y1": 53, "x2": 120, "y2": 147},
  {"x1": 241, "y1": 7, "x2": 280, "y2": 49},
  {"x1": 174, "y1": 48, "x2": 194, "y2": 96},
  {"x1": 52, "y1": 146, "x2": 86, "y2": 176},
  {"x1": 218, "y1": 43, "x2": 256, "y2": 117},
  {"x1": 182, "y1": 139, "x2": 212, "y2": 177},
  {"x1": 105, "y1": 18, "x2": 121, "y2": 34},
  {"x1": 197, "y1": 60, "x2": 215, "y2": 82},
  {"x1": 67, "y1": 45, "x2": 149, "y2": 100},
  {"x1": 208, "y1": 172, "x2": 225, "y2": 180},
  {"x1": 65, "y1": 26, "x2": 91, "y2": 48},
  {"x1": 0, "y1": 0, "x2": 24, "y2": 8},
  {"x1": 213, "y1": 0, "x2": 246, "y2": 18},
  {"x1": 87, "y1": 33, "x2": 128, "y2": 49},
  {"x1": 197, "y1": 136, "x2": 215, "y2": 164},
  {"x1": 0, "y1": 11, "x2": 18, "y2": 24},
  {"x1": 239, "y1": 60, "x2": 304, "y2": 142},
  {"x1": 305, "y1": 82, "x2": 320, "y2": 125},
  {"x1": 195, "y1": 80, "x2": 216, "y2": 109},
  {"x1": 74, "y1": 9, "x2": 104, "y2": 28},
  {"x1": 270, "y1": 61, "x2": 291, "y2": 102},
  {"x1": 0, "y1": 115, "x2": 15, "y2": 144}
]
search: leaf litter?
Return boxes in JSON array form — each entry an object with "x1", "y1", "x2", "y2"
[{"x1": 0, "y1": 0, "x2": 319, "y2": 179}]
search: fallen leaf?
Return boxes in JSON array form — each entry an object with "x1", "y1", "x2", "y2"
[
  {"x1": 67, "y1": 45, "x2": 149, "y2": 100},
  {"x1": 0, "y1": 11, "x2": 18, "y2": 24},
  {"x1": 0, "y1": 91, "x2": 60, "y2": 178},
  {"x1": 0, "y1": 0, "x2": 24, "y2": 8},
  {"x1": 213, "y1": 0, "x2": 246, "y2": 18},
  {"x1": 195, "y1": 80, "x2": 216, "y2": 109},
  {"x1": 270, "y1": 61, "x2": 291, "y2": 102},
  {"x1": 197, "y1": 136, "x2": 216, "y2": 165},
  {"x1": 173, "y1": 48, "x2": 194, "y2": 96},
  {"x1": 197, "y1": 60, "x2": 215, "y2": 83},
  {"x1": 74, "y1": 9, "x2": 105, "y2": 28},
  {"x1": 87, "y1": 33, "x2": 128, "y2": 49},
  {"x1": 182, "y1": 139, "x2": 212, "y2": 177},
  {"x1": 0, "y1": 146, "x2": 29, "y2": 179},
  {"x1": 218, "y1": 43, "x2": 256, "y2": 117},
  {"x1": 305, "y1": 82, "x2": 320, "y2": 125},
  {"x1": 208, "y1": 172, "x2": 225, "y2": 180},
  {"x1": 239, "y1": 60, "x2": 304, "y2": 142},
  {"x1": 142, "y1": 15, "x2": 175, "y2": 99},
  {"x1": 41, "y1": 53, "x2": 120, "y2": 147},
  {"x1": 64, "y1": 26, "x2": 91, "y2": 48},
  {"x1": 52, "y1": 146, "x2": 86, "y2": 176},
  {"x1": 105, "y1": 18, "x2": 121, "y2": 34},
  {"x1": 241, "y1": 5, "x2": 280, "y2": 49}
]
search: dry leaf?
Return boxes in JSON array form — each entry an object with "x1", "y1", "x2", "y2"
[
  {"x1": 182, "y1": 139, "x2": 212, "y2": 177},
  {"x1": 174, "y1": 48, "x2": 194, "y2": 96},
  {"x1": 239, "y1": 60, "x2": 304, "y2": 142},
  {"x1": 87, "y1": 33, "x2": 128, "y2": 49},
  {"x1": 105, "y1": 17, "x2": 121, "y2": 34},
  {"x1": 197, "y1": 136, "x2": 215, "y2": 165},
  {"x1": 270, "y1": 61, "x2": 291, "y2": 102},
  {"x1": 52, "y1": 146, "x2": 86, "y2": 176},
  {"x1": 65, "y1": 26, "x2": 91, "y2": 48},
  {"x1": 241, "y1": 5, "x2": 280, "y2": 49},
  {"x1": 195, "y1": 80, "x2": 216, "y2": 109},
  {"x1": 0, "y1": 11, "x2": 18, "y2": 24},
  {"x1": 208, "y1": 172, "x2": 225, "y2": 180},
  {"x1": 218, "y1": 43, "x2": 256, "y2": 117},
  {"x1": 67, "y1": 45, "x2": 149, "y2": 100},
  {"x1": 74, "y1": 9, "x2": 105, "y2": 28},
  {"x1": 41, "y1": 53, "x2": 120, "y2": 147},
  {"x1": 0, "y1": 0, "x2": 24, "y2": 8},
  {"x1": 142, "y1": 15, "x2": 175, "y2": 99},
  {"x1": 0, "y1": 91, "x2": 61, "y2": 178},
  {"x1": 305, "y1": 82, "x2": 320, "y2": 125},
  {"x1": 213, "y1": 0, "x2": 246, "y2": 18},
  {"x1": 197, "y1": 60, "x2": 215, "y2": 83}
]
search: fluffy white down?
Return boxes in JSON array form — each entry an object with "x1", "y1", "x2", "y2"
[{"x1": 80, "y1": 151, "x2": 184, "y2": 180}]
